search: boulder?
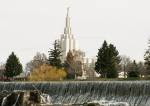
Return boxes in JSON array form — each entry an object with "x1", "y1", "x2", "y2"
[{"x1": 1, "y1": 90, "x2": 51, "y2": 106}]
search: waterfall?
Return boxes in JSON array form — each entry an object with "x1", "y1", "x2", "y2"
[
  {"x1": 0, "y1": 81, "x2": 150, "y2": 105},
  {"x1": 1, "y1": 97, "x2": 7, "y2": 106}
]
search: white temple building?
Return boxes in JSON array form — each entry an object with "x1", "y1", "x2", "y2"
[
  {"x1": 58, "y1": 8, "x2": 97, "y2": 79},
  {"x1": 59, "y1": 8, "x2": 76, "y2": 63}
]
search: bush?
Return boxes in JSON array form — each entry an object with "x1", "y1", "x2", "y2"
[
  {"x1": 128, "y1": 71, "x2": 139, "y2": 78},
  {"x1": 28, "y1": 64, "x2": 67, "y2": 81}
]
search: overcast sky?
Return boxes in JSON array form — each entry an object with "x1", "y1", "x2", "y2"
[{"x1": 0, "y1": 0, "x2": 150, "y2": 67}]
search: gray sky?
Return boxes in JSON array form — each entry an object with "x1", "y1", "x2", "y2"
[{"x1": 0, "y1": 0, "x2": 149, "y2": 67}]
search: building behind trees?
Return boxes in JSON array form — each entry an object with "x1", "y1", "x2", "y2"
[{"x1": 57, "y1": 8, "x2": 97, "y2": 79}]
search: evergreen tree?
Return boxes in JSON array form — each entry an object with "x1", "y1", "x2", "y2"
[
  {"x1": 144, "y1": 40, "x2": 150, "y2": 75},
  {"x1": 107, "y1": 44, "x2": 120, "y2": 78},
  {"x1": 95, "y1": 40, "x2": 108, "y2": 78},
  {"x1": 127, "y1": 60, "x2": 140, "y2": 78},
  {"x1": 4, "y1": 52, "x2": 23, "y2": 78},
  {"x1": 95, "y1": 40, "x2": 120, "y2": 78},
  {"x1": 48, "y1": 40, "x2": 62, "y2": 68}
]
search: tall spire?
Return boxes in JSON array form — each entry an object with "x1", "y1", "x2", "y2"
[
  {"x1": 64, "y1": 7, "x2": 71, "y2": 35},
  {"x1": 66, "y1": 7, "x2": 70, "y2": 27},
  {"x1": 67, "y1": 7, "x2": 70, "y2": 18}
]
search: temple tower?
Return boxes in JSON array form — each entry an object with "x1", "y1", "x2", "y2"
[{"x1": 59, "y1": 8, "x2": 76, "y2": 62}]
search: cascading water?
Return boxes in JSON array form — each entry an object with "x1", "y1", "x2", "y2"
[{"x1": 0, "y1": 81, "x2": 150, "y2": 106}]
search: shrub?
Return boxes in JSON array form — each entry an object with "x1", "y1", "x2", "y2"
[
  {"x1": 128, "y1": 71, "x2": 139, "y2": 78},
  {"x1": 28, "y1": 64, "x2": 67, "y2": 81}
]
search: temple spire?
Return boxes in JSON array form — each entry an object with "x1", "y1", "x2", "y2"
[
  {"x1": 67, "y1": 7, "x2": 70, "y2": 17},
  {"x1": 64, "y1": 7, "x2": 71, "y2": 34},
  {"x1": 60, "y1": 7, "x2": 76, "y2": 63}
]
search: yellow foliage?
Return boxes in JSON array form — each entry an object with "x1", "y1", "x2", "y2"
[{"x1": 28, "y1": 64, "x2": 67, "y2": 81}]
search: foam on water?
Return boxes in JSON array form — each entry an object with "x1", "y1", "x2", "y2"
[{"x1": 88, "y1": 100, "x2": 129, "y2": 106}]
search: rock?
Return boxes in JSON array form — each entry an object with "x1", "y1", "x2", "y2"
[
  {"x1": 0, "y1": 91, "x2": 10, "y2": 105},
  {"x1": 29, "y1": 90, "x2": 41, "y2": 103},
  {"x1": 2, "y1": 92, "x2": 20, "y2": 106},
  {"x1": 1, "y1": 90, "x2": 52, "y2": 106}
]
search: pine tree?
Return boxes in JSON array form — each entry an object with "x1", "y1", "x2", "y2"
[
  {"x1": 95, "y1": 40, "x2": 120, "y2": 78},
  {"x1": 107, "y1": 44, "x2": 120, "y2": 78},
  {"x1": 144, "y1": 40, "x2": 150, "y2": 75},
  {"x1": 4, "y1": 52, "x2": 23, "y2": 78},
  {"x1": 95, "y1": 40, "x2": 108, "y2": 78},
  {"x1": 48, "y1": 40, "x2": 62, "y2": 68}
]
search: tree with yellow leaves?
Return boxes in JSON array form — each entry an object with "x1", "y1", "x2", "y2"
[{"x1": 28, "y1": 64, "x2": 67, "y2": 81}]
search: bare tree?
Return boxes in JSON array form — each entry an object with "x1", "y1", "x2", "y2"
[
  {"x1": 137, "y1": 61, "x2": 146, "y2": 77},
  {"x1": 25, "y1": 52, "x2": 48, "y2": 73},
  {"x1": 120, "y1": 55, "x2": 132, "y2": 78},
  {"x1": 0, "y1": 63, "x2": 5, "y2": 78},
  {"x1": 64, "y1": 50, "x2": 83, "y2": 79}
]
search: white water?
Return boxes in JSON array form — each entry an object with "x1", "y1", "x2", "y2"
[
  {"x1": 1, "y1": 97, "x2": 7, "y2": 106},
  {"x1": 40, "y1": 94, "x2": 52, "y2": 105},
  {"x1": 0, "y1": 81, "x2": 150, "y2": 106},
  {"x1": 88, "y1": 100, "x2": 129, "y2": 106}
]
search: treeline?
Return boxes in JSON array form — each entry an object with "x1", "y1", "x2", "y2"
[
  {"x1": 26, "y1": 40, "x2": 83, "y2": 81},
  {"x1": 0, "y1": 40, "x2": 76, "y2": 81},
  {"x1": 27, "y1": 40, "x2": 67, "y2": 81},
  {"x1": 27, "y1": 40, "x2": 150, "y2": 80},
  {"x1": 1, "y1": 39, "x2": 150, "y2": 81}
]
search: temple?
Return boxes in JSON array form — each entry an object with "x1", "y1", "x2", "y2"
[
  {"x1": 59, "y1": 7, "x2": 76, "y2": 63},
  {"x1": 58, "y1": 8, "x2": 97, "y2": 79}
]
